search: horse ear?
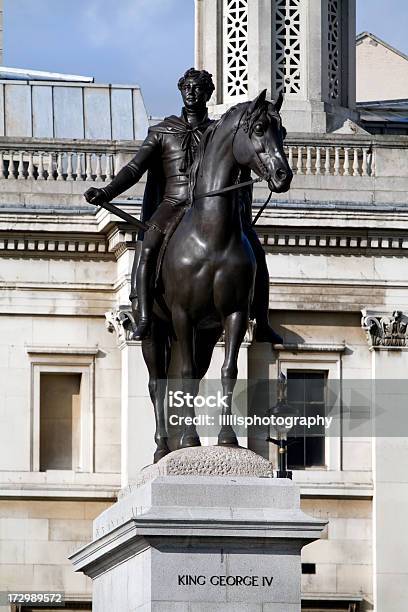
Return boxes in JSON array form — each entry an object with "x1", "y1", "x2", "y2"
[
  {"x1": 248, "y1": 89, "x2": 267, "y2": 114},
  {"x1": 273, "y1": 91, "x2": 284, "y2": 112}
]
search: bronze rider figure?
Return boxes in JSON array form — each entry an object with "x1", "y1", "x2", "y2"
[{"x1": 85, "y1": 68, "x2": 282, "y2": 345}]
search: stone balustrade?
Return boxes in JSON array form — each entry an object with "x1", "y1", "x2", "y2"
[
  {"x1": 0, "y1": 142, "x2": 120, "y2": 183},
  {"x1": 0, "y1": 135, "x2": 378, "y2": 183},
  {"x1": 286, "y1": 143, "x2": 373, "y2": 177}
]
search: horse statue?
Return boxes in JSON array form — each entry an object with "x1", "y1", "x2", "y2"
[{"x1": 141, "y1": 89, "x2": 293, "y2": 462}]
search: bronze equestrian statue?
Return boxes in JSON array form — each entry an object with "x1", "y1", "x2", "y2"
[
  {"x1": 86, "y1": 68, "x2": 282, "y2": 344},
  {"x1": 85, "y1": 69, "x2": 293, "y2": 461}
]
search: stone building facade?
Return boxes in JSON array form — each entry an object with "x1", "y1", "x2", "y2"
[
  {"x1": 0, "y1": 0, "x2": 3, "y2": 65},
  {"x1": 357, "y1": 32, "x2": 408, "y2": 102},
  {"x1": 1, "y1": 1, "x2": 408, "y2": 611}
]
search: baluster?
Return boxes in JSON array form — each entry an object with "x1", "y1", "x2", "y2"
[
  {"x1": 362, "y1": 148, "x2": 368, "y2": 176},
  {"x1": 368, "y1": 149, "x2": 374, "y2": 176},
  {"x1": 343, "y1": 148, "x2": 350, "y2": 176},
  {"x1": 296, "y1": 146, "x2": 303, "y2": 175},
  {"x1": 85, "y1": 153, "x2": 93, "y2": 181},
  {"x1": 95, "y1": 154, "x2": 103, "y2": 181},
  {"x1": 105, "y1": 154, "x2": 113, "y2": 181},
  {"x1": 18, "y1": 151, "x2": 25, "y2": 179},
  {"x1": 315, "y1": 147, "x2": 321, "y2": 175},
  {"x1": 37, "y1": 152, "x2": 45, "y2": 180},
  {"x1": 334, "y1": 147, "x2": 340, "y2": 176},
  {"x1": 75, "y1": 152, "x2": 83, "y2": 180},
  {"x1": 66, "y1": 152, "x2": 74, "y2": 181},
  {"x1": 0, "y1": 151, "x2": 5, "y2": 179},
  {"x1": 288, "y1": 146, "x2": 293, "y2": 171},
  {"x1": 47, "y1": 153, "x2": 55, "y2": 180},
  {"x1": 56, "y1": 152, "x2": 64, "y2": 180},
  {"x1": 352, "y1": 148, "x2": 360, "y2": 176},
  {"x1": 324, "y1": 147, "x2": 331, "y2": 175},
  {"x1": 113, "y1": 153, "x2": 121, "y2": 176},
  {"x1": 27, "y1": 151, "x2": 35, "y2": 179},
  {"x1": 8, "y1": 151, "x2": 15, "y2": 179},
  {"x1": 306, "y1": 146, "x2": 312, "y2": 175}
]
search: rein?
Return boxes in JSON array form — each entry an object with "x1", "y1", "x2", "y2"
[
  {"x1": 192, "y1": 103, "x2": 274, "y2": 226},
  {"x1": 95, "y1": 176, "x2": 272, "y2": 233},
  {"x1": 96, "y1": 103, "x2": 275, "y2": 231},
  {"x1": 194, "y1": 177, "x2": 262, "y2": 200},
  {"x1": 194, "y1": 177, "x2": 273, "y2": 228}
]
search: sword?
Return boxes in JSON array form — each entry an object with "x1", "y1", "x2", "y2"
[{"x1": 93, "y1": 199, "x2": 149, "y2": 232}]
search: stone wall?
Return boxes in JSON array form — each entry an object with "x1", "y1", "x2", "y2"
[
  {"x1": 0, "y1": 499, "x2": 112, "y2": 602},
  {"x1": 301, "y1": 498, "x2": 373, "y2": 610},
  {"x1": 0, "y1": 0, "x2": 3, "y2": 65},
  {"x1": 357, "y1": 33, "x2": 408, "y2": 102},
  {"x1": 0, "y1": 312, "x2": 121, "y2": 476}
]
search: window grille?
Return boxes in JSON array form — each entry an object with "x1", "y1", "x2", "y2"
[{"x1": 223, "y1": 0, "x2": 249, "y2": 101}]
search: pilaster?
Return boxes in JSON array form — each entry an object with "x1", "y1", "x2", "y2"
[
  {"x1": 106, "y1": 307, "x2": 156, "y2": 486},
  {"x1": 361, "y1": 310, "x2": 408, "y2": 612}
]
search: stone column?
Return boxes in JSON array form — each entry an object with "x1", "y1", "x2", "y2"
[
  {"x1": 195, "y1": 0, "x2": 358, "y2": 132},
  {"x1": 362, "y1": 310, "x2": 408, "y2": 612},
  {"x1": 106, "y1": 307, "x2": 156, "y2": 487}
]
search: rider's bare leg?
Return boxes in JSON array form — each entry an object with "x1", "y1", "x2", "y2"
[{"x1": 133, "y1": 227, "x2": 163, "y2": 340}]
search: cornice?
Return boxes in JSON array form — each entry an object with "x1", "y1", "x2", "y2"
[
  {"x1": 260, "y1": 228, "x2": 408, "y2": 252},
  {"x1": 0, "y1": 231, "x2": 112, "y2": 258}
]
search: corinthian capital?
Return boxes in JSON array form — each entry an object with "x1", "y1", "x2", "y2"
[
  {"x1": 361, "y1": 310, "x2": 408, "y2": 348},
  {"x1": 105, "y1": 306, "x2": 138, "y2": 344}
]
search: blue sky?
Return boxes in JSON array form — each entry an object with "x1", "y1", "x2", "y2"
[{"x1": 4, "y1": 0, "x2": 407, "y2": 116}]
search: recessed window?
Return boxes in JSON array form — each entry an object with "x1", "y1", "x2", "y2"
[
  {"x1": 302, "y1": 563, "x2": 316, "y2": 574},
  {"x1": 287, "y1": 371, "x2": 326, "y2": 469},
  {"x1": 40, "y1": 373, "x2": 82, "y2": 471}
]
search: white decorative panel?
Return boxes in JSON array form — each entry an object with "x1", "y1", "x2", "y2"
[
  {"x1": 274, "y1": 0, "x2": 303, "y2": 96},
  {"x1": 328, "y1": 0, "x2": 341, "y2": 102},
  {"x1": 223, "y1": 0, "x2": 249, "y2": 102}
]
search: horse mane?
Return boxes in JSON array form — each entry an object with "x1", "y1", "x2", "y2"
[
  {"x1": 188, "y1": 99, "x2": 273, "y2": 202},
  {"x1": 188, "y1": 102, "x2": 247, "y2": 203}
]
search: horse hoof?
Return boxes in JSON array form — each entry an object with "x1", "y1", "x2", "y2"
[
  {"x1": 154, "y1": 447, "x2": 170, "y2": 463},
  {"x1": 179, "y1": 435, "x2": 201, "y2": 449},
  {"x1": 217, "y1": 426, "x2": 239, "y2": 447}
]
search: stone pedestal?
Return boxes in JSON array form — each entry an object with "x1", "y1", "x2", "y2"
[{"x1": 71, "y1": 447, "x2": 326, "y2": 611}]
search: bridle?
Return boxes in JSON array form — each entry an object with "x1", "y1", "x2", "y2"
[{"x1": 193, "y1": 103, "x2": 277, "y2": 226}]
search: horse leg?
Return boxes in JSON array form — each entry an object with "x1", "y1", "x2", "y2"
[
  {"x1": 195, "y1": 327, "x2": 222, "y2": 380},
  {"x1": 172, "y1": 308, "x2": 201, "y2": 449},
  {"x1": 218, "y1": 311, "x2": 248, "y2": 446},
  {"x1": 142, "y1": 319, "x2": 171, "y2": 463}
]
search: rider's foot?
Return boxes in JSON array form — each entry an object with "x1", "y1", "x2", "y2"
[
  {"x1": 255, "y1": 323, "x2": 283, "y2": 345},
  {"x1": 132, "y1": 318, "x2": 151, "y2": 341}
]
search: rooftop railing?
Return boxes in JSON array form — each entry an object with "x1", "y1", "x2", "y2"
[{"x1": 0, "y1": 135, "x2": 378, "y2": 182}]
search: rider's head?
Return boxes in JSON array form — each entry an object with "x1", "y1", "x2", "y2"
[{"x1": 178, "y1": 68, "x2": 215, "y2": 111}]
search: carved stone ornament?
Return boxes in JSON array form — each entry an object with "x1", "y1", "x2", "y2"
[
  {"x1": 105, "y1": 306, "x2": 138, "y2": 344},
  {"x1": 361, "y1": 310, "x2": 408, "y2": 348}
]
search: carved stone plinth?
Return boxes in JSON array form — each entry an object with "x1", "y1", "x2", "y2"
[{"x1": 70, "y1": 450, "x2": 326, "y2": 611}]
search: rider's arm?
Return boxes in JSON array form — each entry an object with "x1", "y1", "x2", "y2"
[{"x1": 102, "y1": 130, "x2": 161, "y2": 201}]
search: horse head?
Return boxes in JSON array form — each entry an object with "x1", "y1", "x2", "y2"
[{"x1": 233, "y1": 90, "x2": 293, "y2": 193}]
